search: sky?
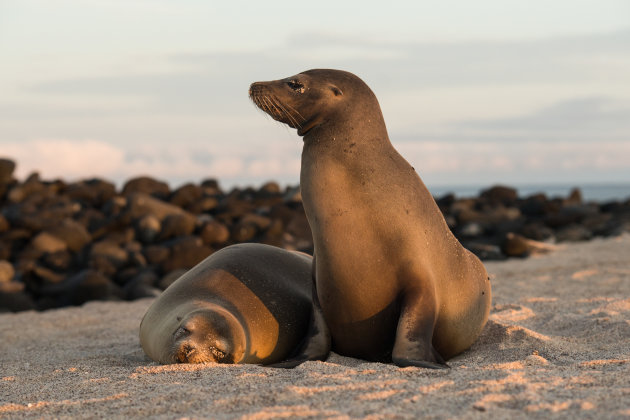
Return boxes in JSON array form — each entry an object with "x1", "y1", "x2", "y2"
[{"x1": 1, "y1": 0, "x2": 629, "y2": 190}]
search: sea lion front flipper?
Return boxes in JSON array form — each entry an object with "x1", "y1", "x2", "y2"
[
  {"x1": 391, "y1": 286, "x2": 450, "y2": 369},
  {"x1": 269, "y1": 257, "x2": 331, "y2": 369},
  {"x1": 267, "y1": 302, "x2": 330, "y2": 368}
]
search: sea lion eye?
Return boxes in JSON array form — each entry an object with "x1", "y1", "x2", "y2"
[
  {"x1": 173, "y1": 326, "x2": 190, "y2": 340},
  {"x1": 287, "y1": 80, "x2": 305, "y2": 93}
]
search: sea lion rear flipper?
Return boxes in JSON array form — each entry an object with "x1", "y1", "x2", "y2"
[
  {"x1": 391, "y1": 287, "x2": 450, "y2": 369},
  {"x1": 270, "y1": 257, "x2": 331, "y2": 369}
]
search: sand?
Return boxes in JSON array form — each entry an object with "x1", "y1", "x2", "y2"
[{"x1": 1, "y1": 235, "x2": 629, "y2": 419}]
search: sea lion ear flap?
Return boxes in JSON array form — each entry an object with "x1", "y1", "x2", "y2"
[{"x1": 330, "y1": 85, "x2": 343, "y2": 96}]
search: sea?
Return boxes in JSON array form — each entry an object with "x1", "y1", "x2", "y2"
[{"x1": 427, "y1": 183, "x2": 630, "y2": 203}]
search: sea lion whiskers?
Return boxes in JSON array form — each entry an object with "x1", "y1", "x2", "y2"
[
  {"x1": 249, "y1": 85, "x2": 304, "y2": 129},
  {"x1": 280, "y1": 100, "x2": 307, "y2": 126},
  {"x1": 262, "y1": 96, "x2": 290, "y2": 126},
  {"x1": 260, "y1": 96, "x2": 275, "y2": 116},
  {"x1": 251, "y1": 94, "x2": 274, "y2": 118},
  {"x1": 271, "y1": 96, "x2": 303, "y2": 129},
  {"x1": 264, "y1": 96, "x2": 290, "y2": 124}
]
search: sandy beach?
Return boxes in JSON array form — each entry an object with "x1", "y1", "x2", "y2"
[{"x1": 1, "y1": 234, "x2": 629, "y2": 419}]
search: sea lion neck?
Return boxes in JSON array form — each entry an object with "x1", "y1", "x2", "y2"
[{"x1": 301, "y1": 112, "x2": 391, "y2": 151}]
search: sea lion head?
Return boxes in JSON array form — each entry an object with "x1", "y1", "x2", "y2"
[
  {"x1": 169, "y1": 307, "x2": 246, "y2": 364},
  {"x1": 249, "y1": 69, "x2": 381, "y2": 137}
]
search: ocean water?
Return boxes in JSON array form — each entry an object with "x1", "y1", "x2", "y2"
[{"x1": 428, "y1": 183, "x2": 630, "y2": 203}]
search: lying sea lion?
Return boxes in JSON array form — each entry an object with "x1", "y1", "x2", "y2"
[
  {"x1": 139, "y1": 243, "x2": 328, "y2": 365},
  {"x1": 249, "y1": 69, "x2": 491, "y2": 368}
]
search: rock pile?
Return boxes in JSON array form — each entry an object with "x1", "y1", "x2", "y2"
[
  {"x1": 1, "y1": 158, "x2": 629, "y2": 312},
  {"x1": 437, "y1": 185, "x2": 630, "y2": 260},
  {"x1": 0, "y1": 159, "x2": 310, "y2": 312}
]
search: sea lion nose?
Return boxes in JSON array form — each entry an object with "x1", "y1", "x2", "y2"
[
  {"x1": 249, "y1": 82, "x2": 264, "y2": 97},
  {"x1": 176, "y1": 343, "x2": 196, "y2": 363}
]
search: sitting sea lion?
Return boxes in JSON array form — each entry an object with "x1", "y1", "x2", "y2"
[
  {"x1": 249, "y1": 69, "x2": 491, "y2": 368},
  {"x1": 139, "y1": 243, "x2": 327, "y2": 365}
]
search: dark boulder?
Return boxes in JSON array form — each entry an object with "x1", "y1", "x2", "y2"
[
  {"x1": 0, "y1": 260, "x2": 15, "y2": 283},
  {"x1": 135, "y1": 214, "x2": 161, "y2": 244},
  {"x1": 169, "y1": 183, "x2": 203, "y2": 209},
  {"x1": 200, "y1": 179, "x2": 223, "y2": 195},
  {"x1": 0, "y1": 280, "x2": 35, "y2": 312},
  {"x1": 465, "y1": 242, "x2": 506, "y2": 261},
  {"x1": 0, "y1": 215, "x2": 9, "y2": 233},
  {"x1": 142, "y1": 245, "x2": 170, "y2": 267},
  {"x1": 43, "y1": 269, "x2": 123, "y2": 307},
  {"x1": 160, "y1": 236, "x2": 213, "y2": 273},
  {"x1": 0, "y1": 158, "x2": 16, "y2": 184},
  {"x1": 519, "y1": 222, "x2": 555, "y2": 241},
  {"x1": 123, "y1": 269, "x2": 161, "y2": 300},
  {"x1": 64, "y1": 178, "x2": 116, "y2": 207},
  {"x1": 480, "y1": 185, "x2": 518, "y2": 206},
  {"x1": 46, "y1": 218, "x2": 92, "y2": 252},
  {"x1": 158, "y1": 213, "x2": 197, "y2": 241},
  {"x1": 41, "y1": 250, "x2": 73, "y2": 272},
  {"x1": 7, "y1": 173, "x2": 47, "y2": 203},
  {"x1": 199, "y1": 219, "x2": 230, "y2": 246},
  {"x1": 122, "y1": 176, "x2": 170, "y2": 199}
]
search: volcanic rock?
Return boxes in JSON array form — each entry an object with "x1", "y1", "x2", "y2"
[
  {"x1": 136, "y1": 214, "x2": 161, "y2": 244},
  {"x1": 29, "y1": 232, "x2": 68, "y2": 256},
  {"x1": 46, "y1": 218, "x2": 92, "y2": 252},
  {"x1": 199, "y1": 219, "x2": 230, "y2": 246},
  {"x1": 480, "y1": 185, "x2": 518, "y2": 206},
  {"x1": 0, "y1": 280, "x2": 35, "y2": 312},
  {"x1": 169, "y1": 183, "x2": 203, "y2": 209},
  {"x1": 47, "y1": 269, "x2": 123, "y2": 306},
  {"x1": 0, "y1": 158, "x2": 16, "y2": 184},
  {"x1": 123, "y1": 269, "x2": 161, "y2": 300},
  {"x1": 158, "y1": 213, "x2": 197, "y2": 241},
  {"x1": 64, "y1": 178, "x2": 116, "y2": 207},
  {"x1": 142, "y1": 245, "x2": 170, "y2": 267},
  {"x1": 0, "y1": 215, "x2": 9, "y2": 233},
  {"x1": 0, "y1": 260, "x2": 14, "y2": 283},
  {"x1": 160, "y1": 236, "x2": 212, "y2": 273},
  {"x1": 122, "y1": 176, "x2": 170, "y2": 199}
]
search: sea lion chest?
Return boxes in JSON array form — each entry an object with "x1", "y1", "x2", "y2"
[{"x1": 300, "y1": 142, "x2": 418, "y2": 324}]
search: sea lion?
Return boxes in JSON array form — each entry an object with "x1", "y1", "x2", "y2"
[
  {"x1": 249, "y1": 69, "x2": 491, "y2": 368},
  {"x1": 139, "y1": 243, "x2": 328, "y2": 365}
]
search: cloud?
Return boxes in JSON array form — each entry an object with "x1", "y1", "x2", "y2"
[
  {"x1": 0, "y1": 139, "x2": 302, "y2": 188},
  {"x1": 2, "y1": 134, "x2": 628, "y2": 190},
  {"x1": 397, "y1": 139, "x2": 630, "y2": 185},
  {"x1": 286, "y1": 29, "x2": 630, "y2": 89},
  {"x1": 25, "y1": 29, "x2": 630, "y2": 107},
  {"x1": 2, "y1": 139, "x2": 125, "y2": 180},
  {"x1": 456, "y1": 97, "x2": 630, "y2": 139}
]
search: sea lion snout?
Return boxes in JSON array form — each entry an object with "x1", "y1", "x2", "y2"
[
  {"x1": 174, "y1": 339, "x2": 233, "y2": 364},
  {"x1": 248, "y1": 82, "x2": 266, "y2": 98},
  {"x1": 249, "y1": 80, "x2": 309, "y2": 130}
]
